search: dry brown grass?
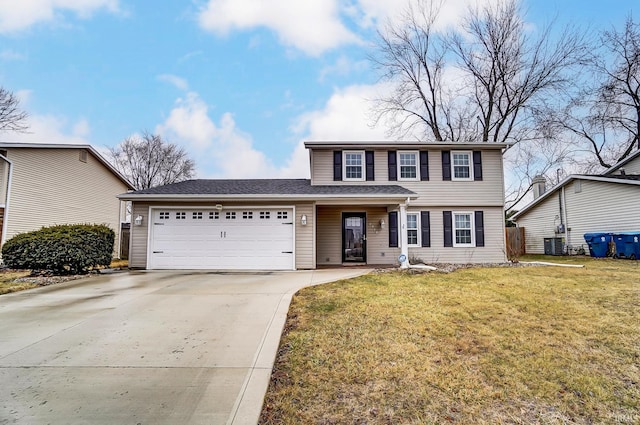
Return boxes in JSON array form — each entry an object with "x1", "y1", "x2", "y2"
[
  {"x1": 260, "y1": 257, "x2": 639, "y2": 424},
  {"x1": 0, "y1": 270, "x2": 36, "y2": 294}
]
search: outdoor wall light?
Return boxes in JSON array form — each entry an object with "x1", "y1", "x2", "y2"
[
  {"x1": 379, "y1": 218, "x2": 385, "y2": 229},
  {"x1": 215, "y1": 204, "x2": 223, "y2": 211},
  {"x1": 134, "y1": 215, "x2": 143, "y2": 226},
  {"x1": 301, "y1": 214, "x2": 307, "y2": 226}
]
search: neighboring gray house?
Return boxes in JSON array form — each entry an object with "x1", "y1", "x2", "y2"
[
  {"x1": 511, "y1": 149, "x2": 640, "y2": 254},
  {"x1": 118, "y1": 142, "x2": 509, "y2": 270},
  {"x1": 0, "y1": 142, "x2": 134, "y2": 256}
]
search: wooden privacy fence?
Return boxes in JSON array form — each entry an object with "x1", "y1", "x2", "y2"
[{"x1": 505, "y1": 227, "x2": 525, "y2": 258}]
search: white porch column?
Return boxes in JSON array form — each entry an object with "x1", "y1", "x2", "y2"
[{"x1": 399, "y1": 202, "x2": 409, "y2": 269}]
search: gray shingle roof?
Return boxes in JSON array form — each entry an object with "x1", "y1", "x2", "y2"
[
  {"x1": 125, "y1": 179, "x2": 416, "y2": 196},
  {"x1": 600, "y1": 174, "x2": 640, "y2": 181}
]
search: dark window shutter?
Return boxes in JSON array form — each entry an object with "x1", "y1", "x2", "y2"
[
  {"x1": 421, "y1": 211, "x2": 431, "y2": 247},
  {"x1": 419, "y1": 151, "x2": 429, "y2": 181},
  {"x1": 389, "y1": 211, "x2": 398, "y2": 248},
  {"x1": 388, "y1": 151, "x2": 397, "y2": 181},
  {"x1": 475, "y1": 211, "x2": 485, "y2": 247},
  {"x1": 333, "y1": 151, "x2": 342, "y2": 181},
  {"x1": 443, "y1": 211, "x2": 453, "y2": 247},
  {"x1": 442, "y1": 151, "x2": 451, "y2": 181},
  {"x1": 365, "y1": 151, "x2": 375, "y2": 181},
  {"x1": 473, "y1": 151, "x2": 483, "y2": 181}
]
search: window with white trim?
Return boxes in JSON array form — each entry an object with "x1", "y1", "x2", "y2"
[
  {"x1": 453, "y1": 212, "x2": 474, "y2": 246},
  {"x1": 209, "y1": 212, "x2": 219, "y2": 220},
  {"x1": 159, "y1": 212, "x2": 170, "y2": 220},
  {"x1": 452, "y1": 152, "x2": 472, "y2": 181},
  {"x1": 277, "y1": 211, "x2": 288, "y2": 220},
  {"x1": 176, "y1": 212, "x2": 186, "y2": 220},
  {"x1": 343, "y1": 151, "x2": 364, "y2": 181},
  {"x1": 226, "y1": 212, "x2": 236, "y2": 220},
  {"x1": 406, "y1": 213, "x2": 419, "y2": 246},
  {"x1": 192, "y1": 212, "x2": 203, "y2": 219},
  {"x1": 398, "y1": 151, "x2": 418, "y2": 180},
  {"x1": 242, "y1": 211, "x2": 253, "y2": 219},
  {"x1": 260, "y1": 211, "x2": 270, "y2": 219}
]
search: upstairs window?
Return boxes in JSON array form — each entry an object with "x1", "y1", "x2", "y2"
[
  {"x1": 398, "y1": 152, "x2": 418, "y2": 180},
  {"x1": 452, "y1": 152, "x2": 472, "y2": 180},
  {"x1": 343, "y1": 151, "x2": 364, "y2": 181}
]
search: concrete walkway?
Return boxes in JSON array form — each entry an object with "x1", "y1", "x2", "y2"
[{"x1": 0, "y1": 268, "x2": 371, "y2": 425}]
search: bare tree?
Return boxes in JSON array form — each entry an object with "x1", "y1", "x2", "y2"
[
  {"x1": 109, "y1": 132, "x2": 195, "y2": 190},
  {"x1": 551, "y1": 15, "x2": 640, "y2": 170},
  {"x1": 0, "y1": 87, "x2": 28, "y2": 133},
  {"x1": 371, "y1": 0, "x2": 587, "y2": 147}
]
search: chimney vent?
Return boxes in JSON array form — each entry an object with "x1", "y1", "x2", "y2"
[{"x1": 532, "y1": 175, "x2": 546, "y2": 200}]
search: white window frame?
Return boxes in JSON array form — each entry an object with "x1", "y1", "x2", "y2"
[
  {"x1": 451, "y1": 151, "x2": 473, "y2": 181},
  {"x1": 343, "y1": 151, "x2": 365, "y2": 181},
  {"x1": 406, "y1": 212, "x2": 420, "y2": 246},
  {"x1": 453, "y1": 211, "x2": 475, "y2": 247},
  {"x1": 398, "y1": 151, "x2": 419, "y2": 181}
]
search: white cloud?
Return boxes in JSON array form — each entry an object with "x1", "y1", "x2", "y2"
[
  {"x1": 293, "y1": 83, "x2": 394, "y2": 141},
  {"x1": 197, "y1": 0, "x2": 361, "y2": 56},
  {"x1": 157, "y1": 92, "x2": 309, "y2": 178},
  {"x1": 318, "y1": 55, "x2": 369, "y2": 82},
  {"x1": 157, "y1": 74, "x2": 189, "y2": 91},
  {"x1": 0, "y1": 0, "x2": 120, "y2": 33},
  {"x1": 0, "y1": 49, "x2": 26, "y2": 61},
  {"x1": 197, "y1": 0, "x2": 502, "y2": 55},
  {"x1": 1, "y1": 113, "x2": 90, "y2": 145}
]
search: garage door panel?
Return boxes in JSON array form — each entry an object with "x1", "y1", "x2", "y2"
[{"x1": 149, "y1": 208, "x2": 294, "y2": 270}]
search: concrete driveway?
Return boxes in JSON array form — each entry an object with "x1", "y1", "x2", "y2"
[{"x1": 0, "y1": 269, "x2": 370, "y2": 425}]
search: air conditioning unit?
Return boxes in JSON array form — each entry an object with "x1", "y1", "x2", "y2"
[{"x1": 544, "y1": 237, "x2": 564, "y2": 256}]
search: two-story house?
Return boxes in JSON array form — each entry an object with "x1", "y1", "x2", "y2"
[
  {"x1": 0, "y1": 142, "x2": 133, "y2": 257},
  {"x1": 119, "y1": 142, "x2": 509, "y2": 270}
]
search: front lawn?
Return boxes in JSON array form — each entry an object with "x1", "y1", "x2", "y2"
[{"x1": 260, "y1": 257, "x2": 639, "y2": 424}]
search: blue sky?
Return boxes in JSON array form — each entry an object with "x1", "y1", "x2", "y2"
[{"x1": 0, "y1": 0, "x2": 636, "y2": 179}]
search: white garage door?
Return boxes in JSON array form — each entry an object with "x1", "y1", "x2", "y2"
[{"x1": 148, "y1": 208, "x2": 294, "y2": 270}]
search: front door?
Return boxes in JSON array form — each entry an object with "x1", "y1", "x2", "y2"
[{"x1": 342, "y1": 213, "x2": 366, "y2": 263}]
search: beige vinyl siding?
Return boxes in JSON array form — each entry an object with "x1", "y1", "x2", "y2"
[
  {"x1": 129, "y1": 202, "x2": 151, "y2": 268},
  {"x1": 129, "y1": 201, "x2": 316, "y2": 270},
  {"x1": 517, "y1": 179, "x2": 640, "y2": 254},
  {"x1": 295, "y1": 203, "x2": 315, "y2": 269},
  {"x1": 616, "y1": 155, "x2": 640, "y2": 174},
  {"x1": 310, "y1": 149, "x2": 505, "y2": 207},
  {"x1": 407, "y1": 207, "x2": 506, "y2": 263},
  {"x1": 316, "y1": 206, "x2": 400, "y2": 266},
  {"x1": 4, "y1": 148, "x2": 129, "y2": 255}
]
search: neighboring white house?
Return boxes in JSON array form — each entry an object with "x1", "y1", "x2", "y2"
[
  {"x1": 0, "y1": 142, "x2": 134, "y2": 257},
  {"x1": 511, "y1": 149, "x2": 640, "y2": 254},
  {"x1": 119, "y1": 141, "x2": 510, "y2": 270}
]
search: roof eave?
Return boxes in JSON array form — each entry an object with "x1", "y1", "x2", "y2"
[
  {"x1": 117, "y1": 193, "x2": 418, "y2": 202},
  {"x1": 512, "y1": 174, "x2": 640, "y2": 219},
  {"x1": 304, "y1": 141, "x2": 512, "y2": 150}
]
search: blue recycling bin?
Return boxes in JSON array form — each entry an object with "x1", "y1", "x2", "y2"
[
  {"x1": 583, "y1": 233, "x2": 612, "y2": 258},
  {"x1": 613, "y1": 233, "x2": 640, "y2": 260}
]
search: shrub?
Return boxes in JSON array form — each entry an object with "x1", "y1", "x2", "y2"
[{"x1": 1, "y1": 224, "x2": 115, "y2": 275}]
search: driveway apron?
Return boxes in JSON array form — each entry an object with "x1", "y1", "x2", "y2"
[{"x1": 0, "y1": 269, "x2": 370, "y2": 425}]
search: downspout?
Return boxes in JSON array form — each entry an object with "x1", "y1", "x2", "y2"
[
  {"x1": 399, "y1": 197, "x2": 410, "y2": 269},
  {"x1": 0, "y1": 153, "x2": 13, "y2": 249},
  {"x1": 561, "y1": 186, "x2": 569, "y2": 253}
]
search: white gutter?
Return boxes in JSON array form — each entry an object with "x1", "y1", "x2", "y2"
[{"x1": 0, "y1": 153, "x2": 13, "y2": 248}]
